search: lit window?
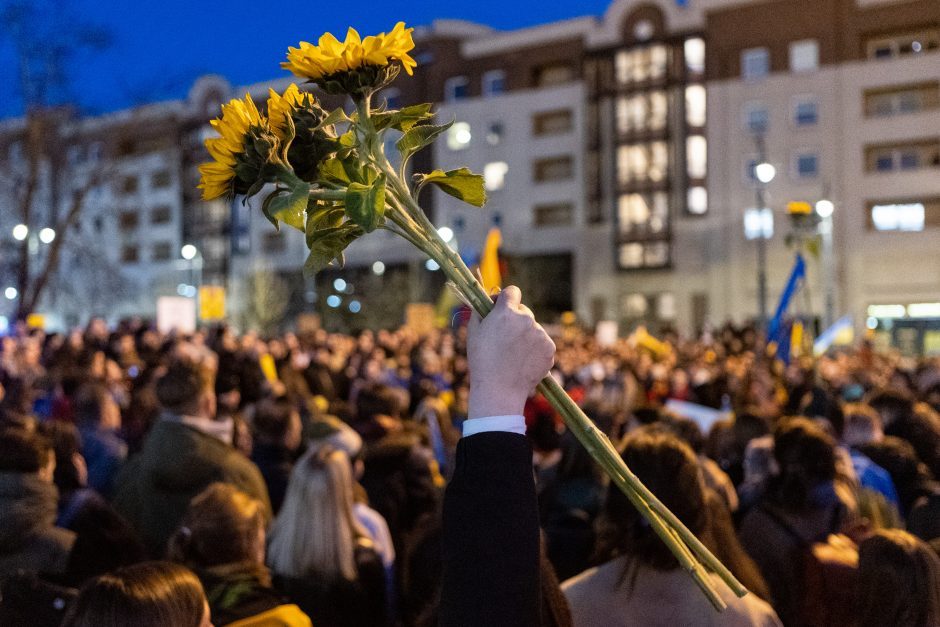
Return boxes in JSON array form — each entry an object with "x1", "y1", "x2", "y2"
[
  {"x1": 744, "y1": 103, "x2": 769, "y2": 133},
  {"x1": 618, "y1": 192, "x2": 667, "y2": 234},
  {"x1": 686, "y1": 85, "x2": 706, "y2": 127},
  {"x1": 484, "y1": 162, "x2": 508, "y2": 191},
  {"x1": 744, "y1": 208, "x2": 774, "y2": 240},
  {"x1": 870, "y1": 202, "x2": 925, "y2": 231},
  {"x1": 687, "y1": 186, "x2": 708, "y2": 215},
  {"x1": 789, "y1": 39, "x2": 819, "y2": 73},
  {"x1": 794, "y1": 153, "x2": 819, "y2": 179},
  {"x1": 482, "y1": 70, "x2": 506, "y2": 96},
  {"x1": 619, "y1": 243, "x2": 645, "y2": 268},
  {"x1": 793, "y1": 98, "x2": 818, "y2": 126},
  {"x1": 445, "y1": 76, "x2": 469, "y2": 102},
  {"x1": 615, "y1": 46, "x2": 668, "y2": 84},
  {"x1": 447, "y1": 122, "x2": 472, "y2": 151},
  {"x1": 622, "y1": 293, "x2": 648, "y2": 317},
  {"x1": 742, "y1": 47, "x2": 769, "y2": 80},
  {"x1": 686, "y1": 135, "x2": 707, "y2": 179},
  {"x1": 685, "y1": 38, "x2": 706, "y2": 74},
  {"x1": 658, "y1": 293, "x2": 677, "y2": 320}
]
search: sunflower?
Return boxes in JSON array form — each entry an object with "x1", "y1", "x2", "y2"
[
  {"x1": 282, "y1": 22, "x2": 417, "y2": 82},
  {"x1": 267, "y1": 83, "x2": 307, "y2": 139},
  {"x1": 198, "y1": 94, "x2": 266, "y2": 200}
]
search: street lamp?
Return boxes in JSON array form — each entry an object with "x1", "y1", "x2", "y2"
[
  {"x1": 12, "y1": 224, "x2": 28, "y2": 241},
  {"x1": 38, "y1": 227, "x2": 56, "y2": 244},
  {"x1": 4, "y1": 287, "x2": 16, "y2": 301},
  {"x1": 752, "y1": 138, "x2": 776, "y2": 328},
  {"x1": 755, "y1": 162, "x2": 776, "y2": 185},
  {"x1": 181, "y1": 244, "x2": 198, "y2": 260},
  {"x1": 816, "y1": 199, "x2": 836, "y2": 327},
  {"x1": 180, "y1": 245, "x2": 203, "y2": 311}
]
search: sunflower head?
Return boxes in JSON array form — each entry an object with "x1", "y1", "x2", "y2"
[
  {"x1": 198, "y1": 94, "x2": 284, "y2": 200},
  {"x1": 282, "y1": 22, "x2": 417, "y2": 94},
  {"x1": 266, "y1": 84, "x2": 339, "y2": 182}
]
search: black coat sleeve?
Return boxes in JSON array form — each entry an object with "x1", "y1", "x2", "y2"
[{"x1": 439, "y1": 432, "x2": 541, "y2": 627}]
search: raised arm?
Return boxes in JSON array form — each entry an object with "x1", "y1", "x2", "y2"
[{"x1": 439, "y1": 286, "x2": 556, "y2": 627}]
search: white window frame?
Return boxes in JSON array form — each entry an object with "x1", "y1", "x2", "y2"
[
  {"x1": 741, "y1": 47, "x2": 770, "y2": 81},
  {"x1": 791, "y1": 95, "x2": 819, "y2": 128},
  {"x1": 482, "y1": 70, "x2": 506, "y2": 97},
  {"x1": 789, "y1": 39, "x2": 819, "y2": 73},
  {"x1": 791, "y1": 150, "x2": 820, "y2": 180},
  {"x1": 444, "y1": 76, "x2": 469, "y2": 102}
]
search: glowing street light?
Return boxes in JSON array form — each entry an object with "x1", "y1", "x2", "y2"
[
  {"x1": 754, "y1": 162, "x2": 776, "y2": 184},
  {"x1": 4, "y1": 287, "x2": 17, "y2": 300},
  {"x1": 437, "y1": 226, "x2": 454, "y2": 243},
  {"x1": 12, "y1": 224, "x2": 28, "y2": 241},
  {"x1": 38, "y1": 227, "x2": 56, "y2": 244},
  {"x1": 815, "y1": 199, "x2": 835, "y2": 218},
  {"x1": 181, "y1": 244, "x2": 199, "y2": 260},
  {"x1": 372, "y1": 261, "x2": 386, "y2": 276}
]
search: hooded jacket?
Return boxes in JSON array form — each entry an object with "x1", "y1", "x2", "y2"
[
  {"x1": 0, "y1": 472, "x2": 75, "y2": 577},
  {"x1": 112, "y1": 417, "x2": 271, "y2": 556}
]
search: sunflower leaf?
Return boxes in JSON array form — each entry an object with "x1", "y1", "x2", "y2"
[
  {"x1": 373, "y1": 103, "x2": 435, "y2": 132},
  {"x1": 344, "y1": 175, "x2": 386, "y2": 233},
  {"x1": 266, "y1": 180, "x2": 311, "y2": 232},
  {"x1": 396, "y1": 120, "x2": 454, "y2": 164},
  {"x1": 416, "y1": 167, "x2": 486, "y2": 207},
  {"x1": 315, "y1": 107, "x2": 352, "y2": 131}
]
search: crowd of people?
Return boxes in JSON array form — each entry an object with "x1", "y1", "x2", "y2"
[{"x1": 1, "y1": 295, "x2": 939, "y2": 626}]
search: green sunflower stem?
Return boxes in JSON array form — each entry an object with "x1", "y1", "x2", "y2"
[{"x1": 355, "y1": 95, "x2": 747, "y2": 611}]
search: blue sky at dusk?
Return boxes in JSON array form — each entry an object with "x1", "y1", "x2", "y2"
[{"x1": 0, "y1": 0, "x2": 614, "y2": 118}]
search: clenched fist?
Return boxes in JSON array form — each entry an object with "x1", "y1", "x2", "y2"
[{"x1": 467, "y1": 285, "x2": 556, "y2": 420}]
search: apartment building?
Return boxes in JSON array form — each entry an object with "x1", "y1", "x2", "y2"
[{"x1": 2, "y1": 0, "x2": 937, "y2": 347}]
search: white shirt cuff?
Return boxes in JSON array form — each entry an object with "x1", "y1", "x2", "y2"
[{"x1": 462, "y1": 415, "x2": 526, "y2": 437}]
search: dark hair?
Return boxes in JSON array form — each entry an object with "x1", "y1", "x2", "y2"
[
  {"x1": 856, "y1": 529, "x2": 940, "y2": 627},
  {"x1": 866, "y1": 389, "x2": 914, "y2": 429},
  {"x1": 168, "y1": 483, "x2": 266, "y2": 571},
  {"x1": 770, "y1": 417, "x2": 837, "y2": 510},
  {"x1": 156, "y1": 360, "x2": 213, "y2": 413},
  {"x1": 38, "y1": 420, "x2": 84, "y2": 492},
  {"x1": 0, "y1": 427, "x2": 52, "y2": 473},
  {"x1": 355, "y1": 383, "x2": 401, "y2": 423},
  {"x1": 72, "y1": 382, "x2": 112, "y2": 426},
  {"x1": 596, "y1": 428, "x2": 707, "y2": 572},
  {"x1": 253, "y1": 396, "x2": 297, "y2": 442},
  {"x1": 61, "y1": 561, "x2": 207, "y2": 627}
]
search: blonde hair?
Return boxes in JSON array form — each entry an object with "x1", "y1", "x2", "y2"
[{"x1": 266, "y1": 447, "x2": 370, "y2": 581}]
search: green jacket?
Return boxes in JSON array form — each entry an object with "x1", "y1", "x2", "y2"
[{"x1": 113, "y1": 418, "x2": 271, "y2": 556}]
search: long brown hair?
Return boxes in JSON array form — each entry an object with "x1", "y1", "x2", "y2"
[
  {"x1": 857, "y1": 529, "x2": 940, "y2": 627},
  {"x1": 62, "y1": 561, "x2": 207, "y2": 627}
]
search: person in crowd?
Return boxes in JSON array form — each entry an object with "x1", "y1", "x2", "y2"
[
  {"x1": 0, "y1": 427, "x2": 76, "y2": 578},
  {"x1": 856, "y1": 528, "x2": 940, "y2": 627},
  {"x1": 169, "y1": 483, "x2": 311, "y2": 626},
  {"x1": 113, "y1": 357, "x2": 271, "y2": 555},
  {"x1": 562, "y1": 428, "x2": 780, "y2": 626},
  {"x1": 250, "y1": 395, "x2": 304, "y2": 514},
  {"x1": 738, "y1": 418, "x2": 853, "y2": 626},
  {"x1": 61, "y1": 561, "x2": 211, "y2": 627},
  {"x1": 72, "y1": 381, "x2": 128, "y2": 498},
  {"x1": 267, "y1": 446, "x2": 387, "y2": 627},
  {"x1": 39, "y1": 420, "x2": 146, "y2": 585}
]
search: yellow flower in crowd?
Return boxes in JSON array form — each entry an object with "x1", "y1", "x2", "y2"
[
  {"x1": 282, "y1": 22, "x2": 417, "y2": 81},
  {"x1": 198, "y1": 94, "x2": 264, "y2": 200}
]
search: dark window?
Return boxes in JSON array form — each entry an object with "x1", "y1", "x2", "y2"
[
  {"x1": 121, "y1": 246, "x2": 139, "y2": 263},
  {"x1": 533, "y1": 156, "x2": 574, "y2": 182},
  {"x1": 533, "y1": 203, "x2": 574, "y2": 227},
  {"x1": 151, "y1": 170, "x2": 172, "y2": 188},
  {"x1": 152, "y1": 242, "x2": 172, "y2": 261},
  {"x1": 120, "y1": 176, "x2": 138, "y2": 195},
  {"x1": 119, "y1": 211, "x2": 139, "y2": 231},
  {"x1": 263, "y1": 232, "x2": 287, "y2": 253},
  {"x1": 532, "y1": 110, "x2": 573, "y2": 136},
  {"x1": 151, "y1": 206, "x2": 172, "y2": 224}
]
